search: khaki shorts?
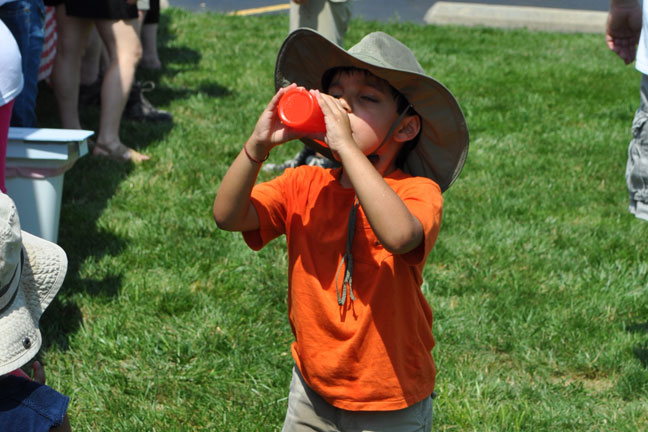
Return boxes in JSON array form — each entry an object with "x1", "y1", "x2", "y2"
[{"x1": 281, "y1": 366, "x2": 434, "y2": 432}]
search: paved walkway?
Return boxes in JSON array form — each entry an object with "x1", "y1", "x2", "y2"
[
  {"x1": 424, "y1": 2, "x2": 607, "y2": 33},
  {"x1": 164, "y1": 1, "x2": 609, "y2": 33}
]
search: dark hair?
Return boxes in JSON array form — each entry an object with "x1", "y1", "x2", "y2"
[{"x1": 321, "y1": 67, "x2": 421, "y2": 170}]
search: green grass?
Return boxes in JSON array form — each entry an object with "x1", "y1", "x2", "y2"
[{"x1": 31, "y1": 8, "x2": 648, "y2": 431}]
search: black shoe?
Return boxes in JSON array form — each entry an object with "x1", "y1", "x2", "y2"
[
  {"x1": 124, "y1": 81, "x2": 173, "y2": 122},
  {"x1": 79, "y1": 79, "x2": 101, "y2": 107}
]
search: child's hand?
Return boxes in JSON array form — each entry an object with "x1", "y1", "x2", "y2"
[
  {"x1": 249, "y1": 84, "x2": 303, "y2": 153},
  {"x1": 311, "y1": 90, "x2": 355, "y2": 156}
]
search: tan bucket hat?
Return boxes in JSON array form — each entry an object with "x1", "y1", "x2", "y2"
[
  {"x1": 274, "y1": 28, "x2": 469, "y2": 192},
  {"x1": 0, "y1": 193, "x2": 67, "y2": 375}
]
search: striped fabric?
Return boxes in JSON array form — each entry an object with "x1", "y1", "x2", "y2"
[{"x1": 38, "y1": 6, "x2": 57, "y2": 82}]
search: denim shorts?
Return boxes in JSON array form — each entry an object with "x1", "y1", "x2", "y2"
[{"x1": 281, "y1": 366, "x2": 434, "y2": 432}]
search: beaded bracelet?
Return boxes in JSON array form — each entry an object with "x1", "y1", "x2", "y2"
[{"x1": 243, "y1": 145, "x2": 269, "y2": 164}]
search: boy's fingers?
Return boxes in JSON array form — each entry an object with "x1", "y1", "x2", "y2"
[
  {"x1": 314, "y1": 91, "x2": 341, "y2": 115},
  {"x1": 270, "y1": 83, "x2": 298, "y2": 108}
]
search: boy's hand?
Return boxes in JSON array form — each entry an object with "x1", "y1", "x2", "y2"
[
  {"x1": 249, "y1": 84, "x2": 303, "y2": 155},
  {"x1": 311, "y1": 90, "x2": 355, "y2": 157}
]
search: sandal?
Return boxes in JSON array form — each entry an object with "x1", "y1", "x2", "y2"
[{"x1": 92, "y1": 140, "x2": 150, "y2": 163}]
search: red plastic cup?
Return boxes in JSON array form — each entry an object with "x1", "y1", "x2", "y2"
[{"x1": 278, "y1": 88, "x2": 326, "y2": 134}]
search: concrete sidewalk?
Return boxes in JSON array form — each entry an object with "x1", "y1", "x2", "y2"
[{"x1": 424, "y1": 2, "x2": 607, "y2": 33}]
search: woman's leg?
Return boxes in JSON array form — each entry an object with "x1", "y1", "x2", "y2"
[
  {"x1": 140, "y1": 22, "x2": 160, "y2": 69},
  {"x1": 140, "y1": 0, "x2": 160, "y2": 69},
  {"x1": 78, "y1": 26, "x2": 104, "y2": 108},
  {"x1": 94, "y1": 17, "x2": 149, "y2": 162},
  {"x1": 135, "y1": 0, "x2": 149, "y2": 36},
  {"x1": 49, "y1": 4, "x2": 93, "y2": 129},
  {"x1": 80, "y1": 26, "x2": 102, "y2": 86}
]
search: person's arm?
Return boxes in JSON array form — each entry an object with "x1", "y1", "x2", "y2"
[
  {"x1": 213, "y1": 85, "x2": 300, "y2": 232},
  {"x1": 607, "y1": 0, "x2": 642, "y2": 64},
  {"x1": 314, "y1": 91, "x2": 424, "y2": 255}
]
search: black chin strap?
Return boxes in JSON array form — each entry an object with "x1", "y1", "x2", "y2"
[
  {"x1": 367, "y1": 104, "x2": 412, "y2": 164},
  {"x1": 334, "y1": 104, "x2": 413, "y2": 306},
  {"x1": 335, "y1": 197, "x2": 360, "y2": 306}
]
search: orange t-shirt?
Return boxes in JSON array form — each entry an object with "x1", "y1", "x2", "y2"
[{"x1": 243, "y1": 166, "x2": 443, "y2": 411}]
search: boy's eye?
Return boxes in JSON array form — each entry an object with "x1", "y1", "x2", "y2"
[{"x1": 361, "y1": 95, "x2": 378, "y2": 102}]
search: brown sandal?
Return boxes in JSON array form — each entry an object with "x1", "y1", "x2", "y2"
[{"x1": 92, "y1": 140, "x2": 150, "y2": 163}]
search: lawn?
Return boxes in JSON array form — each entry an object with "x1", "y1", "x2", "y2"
[{"x1": 31, "y1": 7, "x2": 648, "y2": 431}]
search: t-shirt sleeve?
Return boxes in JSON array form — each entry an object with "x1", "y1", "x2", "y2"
[
  {"x1": 399, "y1": 179, "x2": 443, "y2": 265},
  {"x1": 241, "y1": 172, "x2": 290, "y2": 250}
]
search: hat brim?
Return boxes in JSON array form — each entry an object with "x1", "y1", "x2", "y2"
[
  {"x1": 0, "y1": 230, "x2": 67, "y2": 375},
  {"x1": 274, "y1": 29, "x2": 469, "y2": 192}
]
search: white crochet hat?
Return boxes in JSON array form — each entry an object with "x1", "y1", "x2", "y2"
[{"x1": 0, "y1": 193, "x2": 67, "y2": 375}]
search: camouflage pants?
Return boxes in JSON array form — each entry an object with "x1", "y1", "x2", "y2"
[{"x1": 627, "y1": 73, "x2": 648, "y2": 221}]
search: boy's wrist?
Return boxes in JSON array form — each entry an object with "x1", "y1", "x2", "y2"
[
  {"x1": 244, "y1": 138, "x2": 271, "y2": 163},
  {"x1": 332, "y1": 138, "x2": 362, "y2": 162}
]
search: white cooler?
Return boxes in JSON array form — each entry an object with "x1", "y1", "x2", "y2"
[{"x1": 6, "y1": 127, "x2": 93, "y2": 243}]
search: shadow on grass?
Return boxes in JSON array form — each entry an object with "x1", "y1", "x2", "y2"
[
  {"x1": 38, "y1": 153, "x2": 133, "y2": 351},
  {"x1": 159, "y1": 45, "x2": 202, "y2": 70},
  {"x1": 124, "y1": 81, "x2": 232, "y2": 110},
  {"x1": 626, "y1": 322, "x2": 648, "y2": 367},
  {"x1": 137, "y1": 13, "x2": 232, "y2": 102},
  {"x1": 33, "y1": 7, "x2": 231, "y2": 355},
  {"x1": 33, "y1": 70, "x2": 170, "y2": 354},
  {"x1": 32, "y1": 81, "x2": 130, "y2": 352},
  {"x1": 633, "y1": 346, "x2": 648, "y2": 368}
]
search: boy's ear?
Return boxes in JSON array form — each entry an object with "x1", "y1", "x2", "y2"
[{"x1": 394, "y1": 114, "x2": 421, "y2": 143}]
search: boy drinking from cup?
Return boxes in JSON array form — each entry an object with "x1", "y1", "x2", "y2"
[{"x1": 214, "y1": 29, "x2": 468, "y2": 431}]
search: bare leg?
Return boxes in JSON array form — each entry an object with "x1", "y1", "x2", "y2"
[
  {"x1": 136, "y1": 7, "x2": 161, "y2": 69},
  {"x1": 80, "y1": 26, "x2": 102, "y2": 86},
  {"x1": 94, "y1": 18, "x2": 149, "y2": 163},
  {"x1": 140, "y1": 0, "x2": 161, "y2": 69},
  {"x1": 136, "y1": 8, "x2": 147, "y2": 36},
  {"x1": 49, "y1": 5, "x2": 93, "y2": 129},
  {"x1": 140, "y1": 23, "x2": 161, "y2": 69}
]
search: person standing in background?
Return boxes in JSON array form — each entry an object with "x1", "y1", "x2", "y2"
[
  {"x1": 45, "y1": 0, "x2": 150, "y2": 163},
  {"x1": 125, "y1": 0, "x2": 172, "y2": 122},
  {"x1": 0, "y1": 0, "x2": 45, "y2": 127},
  {"x1": 290, "y1": 0, "x2": 350, "y2": 47},
  {"x1": 606, "y1": 0, "x2": 648, "y2": 221}
]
